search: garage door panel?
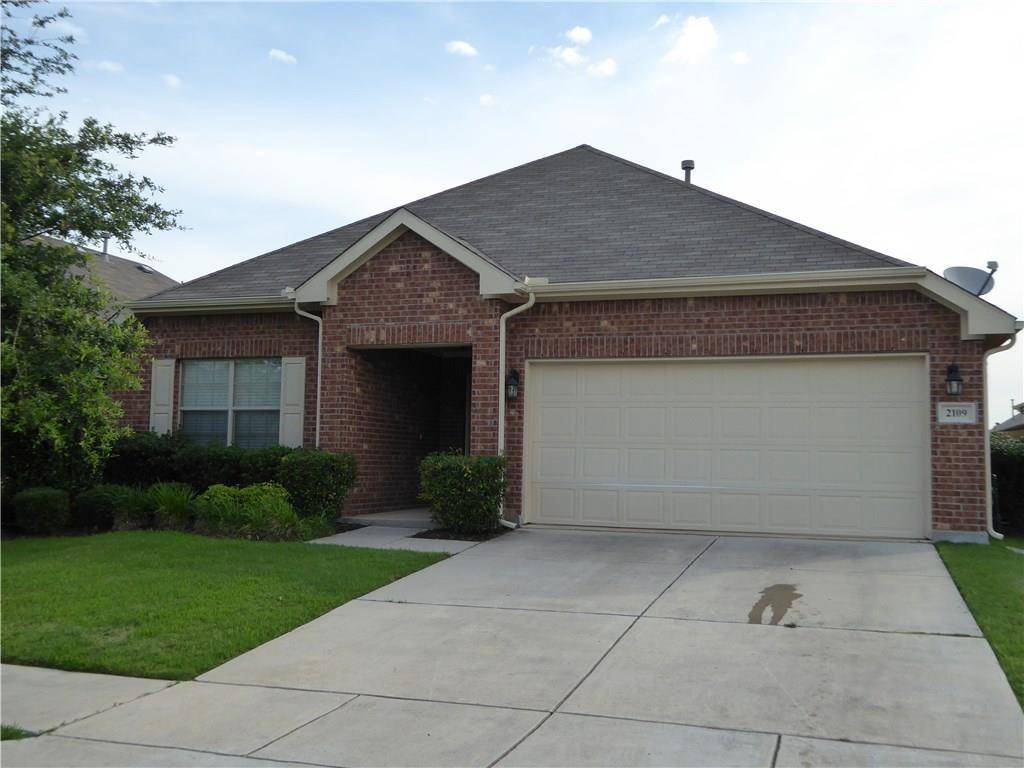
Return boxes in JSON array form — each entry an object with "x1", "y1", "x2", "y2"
[
  {"x1": 535, "y1": 446, "x2": 576, "y2": 481},
  {"x1": 765, "y1": 495, "x2": 813, "y2": 531},
  {"x1": 581, "y1": 447, "x2": 619, "y2": 480},
  {"x1": 671, "y1": 407, "x2": 713, "y2": 439},
  {"x1": 624, "y1": 491, "x2": 667, "y2": 525},
  {"x1": 528, "y1": 358, "x2": 927, "y2": 538},
  {"x1": 538, "y1": 406, "x2": 576, "y2": 438},
  {"x1": 582, "y1": 407, "x2": 619, "y2": 438},
  {"x1": 671, "y1": 492, "x2": 713, "y2": 525}
]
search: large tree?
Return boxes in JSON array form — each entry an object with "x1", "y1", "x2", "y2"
[{"x1": 1, "y1": 0, "x2": 180, "y2": 490}]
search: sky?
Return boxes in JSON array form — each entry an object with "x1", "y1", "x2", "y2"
[{"x1": 24, "y1": 0, "x2": 1024, "y2": 424}]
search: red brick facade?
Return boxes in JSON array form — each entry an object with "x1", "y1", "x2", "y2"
[{"x1": 126, "y1": 232, "x2": 991, "y2": 535}]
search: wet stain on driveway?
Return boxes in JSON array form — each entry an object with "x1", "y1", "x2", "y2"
[{"x1": 748, "y1": 584, "x2": 802, "y2": 625}]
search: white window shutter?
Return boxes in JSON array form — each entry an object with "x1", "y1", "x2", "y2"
[
  {"x1": 149, "y1": 359, "x2": 176, "y2": 434},
  {"x1": 279, "y1": 357, "x2": 306, "y2": 447}
]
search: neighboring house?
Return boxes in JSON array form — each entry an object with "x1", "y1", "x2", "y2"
[
  {"x1": 127, "y1": 145, "x2": 1020, "y2": 542},
  {"x1": 993, "y1": 403, "x2": 1024, "y2": 434},
  {"x1": 42, "y1": 235, "x2": 179, "y2": 311}
]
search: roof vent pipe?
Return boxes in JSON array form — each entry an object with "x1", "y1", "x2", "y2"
[{"x1": 681, "y1": 160, "x2": 695, "y2": 183}]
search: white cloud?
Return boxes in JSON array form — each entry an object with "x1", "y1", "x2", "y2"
[
  {"x1": 550, "y1": 46, "x2": 586, "y2": 67},
  {"x1": 588, "y1": 58, "x2": 618, "y2": 77},
  {"x1": 731, "y1": 51, "x2": 752, "y2": 65},
  {"x1": 650, "y1": 15, "x2": 672, "y2": 31},
  {"x1": 663, "y1": 16, "x2": 719, "y2": 64},
  {"x1": 445, "y1": 40, "x2": 478, "y2": 57},
  {"x1": 268, "y1": 48, "x2": 297, "y2": 65},
  {"x1": 479, "y1": 93, "x2": 495, "y2": 107},
  {"x1": 161, "y1": 73, "x2": 183, "y2": 89},
  {"x1": 96, "y1": 60, "x2": 124, "y2": 74},
  {"x1": 566, "y1": 26, "x2": 592, "y2": 45},
  {"x1": 51, "y1": 19, "x2": 86, "y2": 40}
]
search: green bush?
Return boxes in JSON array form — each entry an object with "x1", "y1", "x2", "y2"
[
  {"x1": 171, "y1": 443, "x2": 246, "y2": 492},
  {"x1": 104, "y1": 432, "x2": 188, "y2": 487},
  {"x1": 110, "y1": 486, "x2": 155, "y2": 531},
  {"x1": 70, "y1": 485, "x2": 126, "y2": 531},
  {"x1": 13, "y1": 487, "x2": 70, "y2": 535},
  {"x1": 277, "y1": 449, "x2": 357, "y2": 519},
  {"x1": 148, "y1": 482, "x2": 196, "y2": 530},
  {"x1": 419, "y1": 452, "x2": 507, "y2": 534},
  {"x1": 992, "y1": 432, "x2": 1024, "y2": 532},
  {"x1": 194, "y1": 483, "x2": 319, "y2": 541},
  {"x1": 240, "y1": 446, "x2": 293, "y2": 485}
]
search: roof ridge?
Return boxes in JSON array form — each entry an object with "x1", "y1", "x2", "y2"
[{"x1": 578, "y1": 145, "x2": 909, "y2": 269}]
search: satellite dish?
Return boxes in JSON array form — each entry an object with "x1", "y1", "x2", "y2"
[{"x1": 944, "y1": 264, "x2": 997, "y2": 296}]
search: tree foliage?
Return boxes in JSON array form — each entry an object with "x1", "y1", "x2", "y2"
[{"x1": 1, "y1": 0, "x2": 180, "y2": 491}]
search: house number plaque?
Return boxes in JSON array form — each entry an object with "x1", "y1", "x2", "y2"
[{"x1": 937, "y1": 402, "x2": 977, "y2": 424}]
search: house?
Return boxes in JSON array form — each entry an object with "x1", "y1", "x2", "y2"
[
  {"x1": 41, "y1": 235, "x2": 179, "y2": 313},
  {"x1": 993, "y1": 403, "x2": 1024, "y2": 434},
  {"x1": 127, "y1": 145, "x2": 1021, "y2": 542}
]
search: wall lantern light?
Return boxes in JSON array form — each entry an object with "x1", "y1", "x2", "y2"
[
  {"x1": 945, "y1": 364, "x2": 963, "y2": 397},
  {"x1": 506, "y1": 369, "x2": 520, "y2": 402}
]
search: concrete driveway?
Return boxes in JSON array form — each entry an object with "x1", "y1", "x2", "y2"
[{"x1": 11, "y1": 529, "x2": 1023, "y2": 767}]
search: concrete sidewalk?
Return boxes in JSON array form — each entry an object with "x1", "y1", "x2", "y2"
[{"x1": 4, "y1": 530, "x2": 1022, "y2": 767}]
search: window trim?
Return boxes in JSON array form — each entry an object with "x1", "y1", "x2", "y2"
[{"x1": 178, "y1": 358, "x2": 281, "y2": 447}]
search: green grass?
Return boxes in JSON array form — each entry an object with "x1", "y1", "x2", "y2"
[
  {"x1": 936, "y1": 536, "x2": 1024, "y2": 705},
  {"x1": 1, "y1": 531, "x2": 445, "y2": 680},
  {"x1": 1, "y1": 725, "x2": 35, "y2": 740}
]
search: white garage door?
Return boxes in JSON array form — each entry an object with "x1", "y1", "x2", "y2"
[{"x1": 526, "y1": 357, "x2": 928, "y2": 538}]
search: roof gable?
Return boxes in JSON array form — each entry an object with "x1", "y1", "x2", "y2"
[{"x1": 294, "y1": 209, "x2": 518, "y2": 304}]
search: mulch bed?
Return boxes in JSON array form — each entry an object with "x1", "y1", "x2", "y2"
[{"x1": 412, "y1": 527, "x2": 511, "y2": 542}]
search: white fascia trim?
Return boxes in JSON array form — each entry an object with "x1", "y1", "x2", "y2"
[
  {"x1": 129, "y1": 296, "x2": 294, "y2": 315},
  {"x1": 517, "y1": 267, "x2": 1020, "y2": 341},
  {"x1": 295, "y1": 208, "x2": 519, "y2": 304}
]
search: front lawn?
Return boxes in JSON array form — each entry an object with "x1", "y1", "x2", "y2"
[
  {"x1": 936, "y1": 536, "x2": 1024, "y2": 705},
  {"x1": 1, "y1": 531, "x2": 444, "y2": 680}
]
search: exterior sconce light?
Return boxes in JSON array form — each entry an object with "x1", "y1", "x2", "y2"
[
  {"x1": 506, "y1": 369, "x2": 520, "y2": 402},
  {"x1": 945, "y1": 364, "x2": 963, "y2": 397}
]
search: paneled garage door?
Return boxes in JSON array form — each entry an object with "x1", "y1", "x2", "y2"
[{"x1": 525, "y1": 357, "x2": 928, "y2": 538}]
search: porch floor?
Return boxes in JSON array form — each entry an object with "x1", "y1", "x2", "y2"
[{"x1": 346, "y1": 507, "x2": 432, "y2": 528}]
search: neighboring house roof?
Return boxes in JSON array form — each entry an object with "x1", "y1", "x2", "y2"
[
  {"x1": 41, "y1": 236, "x2": 179, "y2": 302},
  {"x1": 993, "y1": 414, "x2": 1024, "y2": 432},
  {"x1": 138, "y1": 144, "x2": 911, "y2": 304},
  {"x1": 993, "y1": 404, "x2": 1024, "y2": 433}
]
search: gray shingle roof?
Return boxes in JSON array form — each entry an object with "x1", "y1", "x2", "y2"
[
  {"x1": 140, "y1": 145, "x2": 911, "y2": 303},
  {"x1": 42, "y1": 236, "x2": 179, "y2": 301}
]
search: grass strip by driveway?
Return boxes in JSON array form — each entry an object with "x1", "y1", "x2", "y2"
[
  {"x1": 1, "y1": 531, "x2": 445, "y2": 680},
  {"x1": 1, "y1": 725, "x2": 35, "y2": 741},
  {"x1": 936, "y1": 536, "x2": 1023, "y2": 705}
]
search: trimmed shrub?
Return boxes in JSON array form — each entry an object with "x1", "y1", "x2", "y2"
[
  {"x1": 194, "y1": 483, "x2": 314, "y2": 541},
  {"x1": 104, "y1": 432, "x2": 187, "y2": 487},
  {"x1": 992, "y1": 432, "x2": 1024, "y2": 533},
  {"x1": 70, "y1": 485, "x2": 126, "y2": 531},
  {"x1": 149, "y1": 482, "x2": 196, "y2": 530},
  {"x1": 419, "y1": 452, "x2": 507, "y2": 534},
  {"x1": 277, "y1": 449, "x2": 357, "y2": 519},
  {"x1": 240, "y1": 446, "x2": 293, "y2": 485},
  {"x1": 13, "y1": 487, "x2": 70, "y2": 535},
  {"x1": 110, "y1": 486, "x2": 156, "y2": 531},
  {"x1": 171, "y1": 443, "x2": 245, "y2": 492}
]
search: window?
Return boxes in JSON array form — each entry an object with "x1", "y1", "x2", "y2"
[{"x1": 179, "y1": 359, "x2": 282, "y2": 448}]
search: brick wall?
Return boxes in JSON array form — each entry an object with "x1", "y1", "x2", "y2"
[
  {"x1": 319, "y1": 231, "x2": 507, "y2": 514},
  {"x1": 503, "y1": 291, "x2": 987, "y2": 532},
  {"x1": 121, "y1": 312, "x2": 320, "y2": 447},
  {"x1": 127, "y1": 243, "x2": 990, "y2": 534}
]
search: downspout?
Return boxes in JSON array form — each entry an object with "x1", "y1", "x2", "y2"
[
  {"x1": 292, "y1": 300, "x2": 323, "y2": 448},
  {"x1": 983, "y1": 333, "x2": 1018, "y2": 540},
  {"x1": 497, "y1": 291, "x2": 537, "y2": 528}
]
